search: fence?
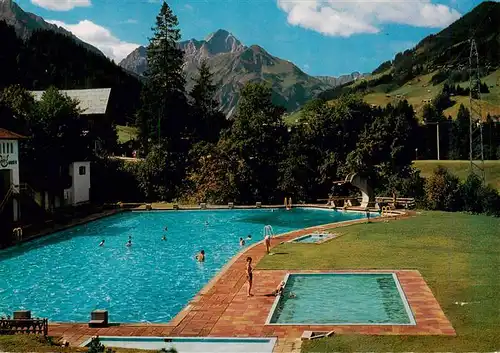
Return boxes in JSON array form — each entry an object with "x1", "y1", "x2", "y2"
[{"x1": 0, "y1": 318, "x2": 48, "y2": 336}]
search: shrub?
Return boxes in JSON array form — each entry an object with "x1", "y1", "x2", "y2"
[
  {"x1": 480, "y1": 185, "x2": 500, "y2": 217},
  {"x1": 424, "y1": 166, "x2": 461, "y2": 211},
  {"x1": 87, "y1": 336, "x2": 113, "y2": 353},
  {"x1": 91, "y1": 157, "x2": 144, "y2": 203},
  {"x1": 460, "y1": 173, "x2": 500, "y2": 216},
  {"x1": 460, "y1": 174, "x2": 484, "y2": 214},
  {"x1": 399, "y1": 169, "x2": 427, "y2": 207}
]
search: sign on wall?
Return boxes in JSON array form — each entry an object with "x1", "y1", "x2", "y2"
[{"x1": 0, "y1": 155, "x2": 17, "y2": 168}]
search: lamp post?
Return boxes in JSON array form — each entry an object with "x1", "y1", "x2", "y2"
[{"x1": 424, "y1": 120, "x2": 440, "y2": 161}]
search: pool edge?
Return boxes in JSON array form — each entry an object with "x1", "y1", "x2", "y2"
[{"x1": 264, "y1": 271, "x2": 418, "y2": 326}]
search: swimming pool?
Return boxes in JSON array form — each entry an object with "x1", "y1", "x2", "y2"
[
  {"x1": 0, "y1": 208, "x2": 368, "y2": 323},
  {"x1": 80, "y1": 337, "x2": 277, "y2": 352},
  {"x1": 289, "y1": 233, "x2": 336, "y2": 243},
  {"x1": 266, "y1": 273, "x2": 415, "y2": 325}
]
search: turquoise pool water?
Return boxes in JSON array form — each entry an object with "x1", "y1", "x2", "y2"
[
  {"x1": 268, "y1": 273, "x2": 415, "y2": 325},
  {"x1": 0, "y1": 208, "x2": 367, "y2": 323},
  {"x1": 81, "y1": 337, "x2": 277, "y2": 352},
  {"x1": 291, "y1": 234, "x2": 333, "y2": 243}
]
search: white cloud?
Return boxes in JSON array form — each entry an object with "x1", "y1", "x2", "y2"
[
  {"x1": 31, "y1": 0, "x2": 91, "y2": 11},
  {"x1": 123, "y1": 19, "x2": 138, "y2": 24},
  {"x1": 184, "y1": 4, "x2": 194, "y2": 10},
  {"x1": 48, "y1": 19, "x2": 141, "y2": 62},
  {"x1": 277, "y1": 0, "x2": 462, "y2": 37}
]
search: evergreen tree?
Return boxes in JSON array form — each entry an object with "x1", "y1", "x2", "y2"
[
  {"x1": 137, "y1": 1, "x2": 189, "y2": 152},
  {"x1": 449, "y1": 104, "x2": 470, "y2": 159},
  {"x1": 189, "y1": 60, "x2": 228, "y2": 143},
  {"x1": 221, "y1": 83, "x2": 287, "y2": 203}
]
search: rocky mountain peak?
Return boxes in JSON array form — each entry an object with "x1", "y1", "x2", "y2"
[{"x1": 203, "y1": 29, "x2": 245, "y2": 55}]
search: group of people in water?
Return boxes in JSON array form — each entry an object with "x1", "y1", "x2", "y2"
[{"x1": 96, "y1": 221, "x2": 284, "y2": 298}]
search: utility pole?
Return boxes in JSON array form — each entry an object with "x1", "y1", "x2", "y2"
[{"x1": 469, "y1": 39, "x2": 485, "y2": 184}]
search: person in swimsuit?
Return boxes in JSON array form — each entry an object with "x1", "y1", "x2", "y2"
[
  {"x1": 239, "y1": 237, "x2": 245, "y2": 246},
  {"x1": 99, "y1": 240, "x2": 105, "y2": 247},
  {"x1": 246, "y1": 257, "x2": 253, "y2": 297},
  {"x1": 272, "y1": 281, "x2": 285, "y2": 296},
  {"x1": 196, "y1": 250, "x2": 205, "y2": 262},
  {"x1": 265, "y1": 235, "x2": 271, "y2": 254}
]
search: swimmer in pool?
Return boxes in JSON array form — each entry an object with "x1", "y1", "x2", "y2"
[
  {"x1": 162, "y1": 235, "x2": 166, "y2": 241},
  {"x1": 99, "y1": 240, "x2": 105, "y2": 246},
  {"x1": 247, "y1": 235, "x2": 252, "y2": 240},
  {"x1": 126, "y1": 239, "x2": 132, "y2": 247},
  {"x1": 165, "y1": 226, "x2": 168, "y2": 231},
  {"x1": 196, "y1": 250, "x2": 205, "y2": 262},
  {"x1": 239, "y1": 237, "x2": 245, "y2": 246}
]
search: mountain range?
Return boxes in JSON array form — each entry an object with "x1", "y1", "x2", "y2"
[
  {"x1": 0, "y1": 0, "x2": 103, "y2": 56},
  {"x1": 119, "y1": 30, "x2": 362, "y2": 115}
]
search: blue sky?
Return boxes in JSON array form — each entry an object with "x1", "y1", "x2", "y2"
[{"x1": 16, "y1": 0, "x2": 485, "y2": 76}]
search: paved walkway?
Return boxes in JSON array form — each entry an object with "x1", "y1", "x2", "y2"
[{"x1": 49, "y1": 211, "x2": 454, "y2": 349}]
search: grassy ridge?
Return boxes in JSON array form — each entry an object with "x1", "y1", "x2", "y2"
[
  {"x1": 258, "y1": 212, "x2": 500, "y2": 352},
  {"x1": 116, "y1": 125, "x2": 139, "y2": 144},
  {"x1": 414, "y1": 160, "x2": 500, "y2": 189}
]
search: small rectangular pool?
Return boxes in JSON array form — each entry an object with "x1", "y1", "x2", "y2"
[
  {"x1": 81, "y1": 337, "x2": 277, "y2": 352},
  {"x1": 266, "y1": 273, "x2": 416, "y2": 325},
  {"x1": 289, "y1": 233, "x2": 336, "y2": 243}
]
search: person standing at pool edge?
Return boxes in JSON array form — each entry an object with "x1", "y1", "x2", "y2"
[
  {"x1": 265, "y1": 235, "x2": 271, "y2": 253},
  {"x1": 246, "y1": 257, "x2": 253, "y2": 297}
]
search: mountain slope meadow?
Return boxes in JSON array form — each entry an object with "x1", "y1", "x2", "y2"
[{"x1": 313, "y1": 1, "x2": 500, "y2": 120}]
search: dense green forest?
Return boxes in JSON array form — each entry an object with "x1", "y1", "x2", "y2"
[
  {"x1": 0, "y1": 0, "x2": 499, "y2": 235},
  {"x1": 0, "y1": 20, "x2": 142, "y2": 125}
]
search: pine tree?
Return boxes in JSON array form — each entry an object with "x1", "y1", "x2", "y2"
[
  {"x1": 137, "y1": 1, "x2": 188, "y2": 152},
  {"x1": 449, "y1": 104, "x2": 470, "y2": 159},
  {"x1": 189, "y1": 60, "x2": 227, "y2": 143}
]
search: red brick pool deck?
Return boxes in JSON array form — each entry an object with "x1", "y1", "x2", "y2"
[{"x1": 48, "y1": 213, "x2": 455, "y2": 347}]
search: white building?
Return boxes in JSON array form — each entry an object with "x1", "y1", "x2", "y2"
[
  {"x1": 0, "y1": 128, "x2": 24, "y2": 222},
  {"x1": 64, "y1": 161, "x2": 91, "y2": 206}
]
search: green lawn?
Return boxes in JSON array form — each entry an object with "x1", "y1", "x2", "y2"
[
  {"x1": 414, "y1": 160, "x2": 500, "y2": 189},
  {"x1": 257, "y1": 211, "x2": 500, "y2": 352},
  {"x1": 116, "y1": 125, "x2": 139, "y2": 144}
]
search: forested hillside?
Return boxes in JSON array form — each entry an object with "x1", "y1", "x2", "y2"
[
  {"x1": 315, "y1": 1, "x2": 500, "y2": 120},
  {"x1": 0, "y1": 21, "x2": 142, "y2": 125}
]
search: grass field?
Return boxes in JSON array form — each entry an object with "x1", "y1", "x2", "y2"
[
  {"x1": 116, "y1": 125, "x2": 139, "y2": 144},
  {"x1": 257, "y1": 211, "x2": 500, "y2": 352},
  {"x1": 414, "y1": 160, "x2": 500, "y2": 189},
  {"x1": 339, "y1": 68, "x2": 500, "y2": 120}
]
